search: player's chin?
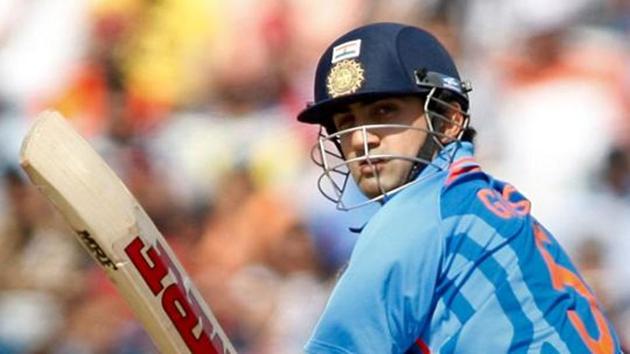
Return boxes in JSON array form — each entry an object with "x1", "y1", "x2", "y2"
[
  {"x1": 355, "y1": 165, "x2": 413, "y2": 198},
  {"x1": 357, "y1": 176, "x2": 397, "y2": 199}
]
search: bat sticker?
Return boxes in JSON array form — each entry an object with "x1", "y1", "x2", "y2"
[
  {"x1": 77, "y1": 230, "x2": 118, "y2": 270},
  {"x1": 125, "y1": 236, "x2": 226, "y2": 354}
]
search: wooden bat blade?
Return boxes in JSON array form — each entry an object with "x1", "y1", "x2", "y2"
[{"x1": 20, "y1": 111, "x2": 236, "y2": 354}]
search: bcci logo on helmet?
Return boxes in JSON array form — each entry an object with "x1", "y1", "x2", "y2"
[{"x1": 326, "y1": 59, "x2": 365, "y2": 98}]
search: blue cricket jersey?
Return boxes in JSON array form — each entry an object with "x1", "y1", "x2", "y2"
[{"x1": 305, "y1": 142, "x2": 622, "y2": 353}]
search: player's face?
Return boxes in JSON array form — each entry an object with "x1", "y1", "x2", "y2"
[{"x1": 331, "y1": 96, "x2": 428, "y2": 198}]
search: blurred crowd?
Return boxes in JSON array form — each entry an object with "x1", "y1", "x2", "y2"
[{"x1": 0, "y1": 0, "x2": 629, "y2": 353}]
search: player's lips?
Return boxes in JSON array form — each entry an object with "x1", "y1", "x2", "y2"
[{"x1": 358, "y1": 158, "x2": 385, "y2": 174}]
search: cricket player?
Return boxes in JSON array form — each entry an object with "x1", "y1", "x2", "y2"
[{"x1": 297, "y1": 22, "x2": 622, "y2": 353}]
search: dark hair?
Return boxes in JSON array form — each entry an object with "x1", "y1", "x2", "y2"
[
  {"x1": 460, "y1": 126, "x2": 477, "y2": 143},
  {"x1": 429, "y1": 89, "x2": 475, "y2": 144}
]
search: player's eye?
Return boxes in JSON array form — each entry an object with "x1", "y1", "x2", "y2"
[
  {"x1": 333, "y1": 114, "x2": 355, "y2": 131},
  {"x1": 370, "y1": 102, "x2": 398, "y2": 119}
]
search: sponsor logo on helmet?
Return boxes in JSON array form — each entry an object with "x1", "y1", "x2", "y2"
[
  {"x1": 442, "y1": 77, "x2": 462, "y2": 93},
  {"x1": 326, "y1": 59, "x2": 365, "y2": 98}
]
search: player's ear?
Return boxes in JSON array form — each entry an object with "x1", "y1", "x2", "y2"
[{"x1": 441, "y1": 101, "x2": 464, "y2": 143}]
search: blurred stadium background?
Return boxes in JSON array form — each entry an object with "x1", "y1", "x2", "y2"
[{"x1": 0, "y1": 0, "x2": 628, "y2": 353}]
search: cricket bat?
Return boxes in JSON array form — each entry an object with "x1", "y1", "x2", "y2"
[{"x1": 19, "y1": 111, "x2": 237, "y2": 354}]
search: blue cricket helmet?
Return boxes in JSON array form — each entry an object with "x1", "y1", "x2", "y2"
[{"x1": 297, "y1": 22, "x2": 470, "y2": 126}]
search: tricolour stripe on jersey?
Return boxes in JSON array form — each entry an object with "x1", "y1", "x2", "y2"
[{"x1": 415, "y1": 339, "x2": 431, "y2": 354}]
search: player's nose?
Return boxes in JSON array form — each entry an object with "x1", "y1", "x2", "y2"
[{"x1": 349, "y1": 126, "x2": 380, "y2": 155}]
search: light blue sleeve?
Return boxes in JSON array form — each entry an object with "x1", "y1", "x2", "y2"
[{"x1": 305, "y1": 191, "x2": 444, "y2": 354}]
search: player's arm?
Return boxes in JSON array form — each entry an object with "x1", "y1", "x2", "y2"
[{"x1": 304, "y1": 204, "x2": 443, "y2": 354}]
